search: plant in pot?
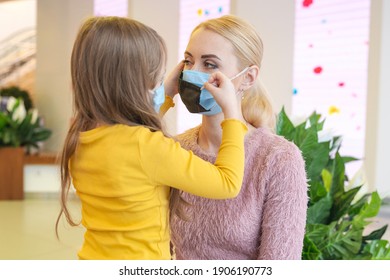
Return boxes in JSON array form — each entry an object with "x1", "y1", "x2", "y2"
[
  {"x1": 0, "y1": 86, "x2": 52, "y2": 200},
  {"x1": 276, "y1": 108, "x2": 390, "y2": 260},
  {"x1": 0, "y1": 86, "x2": 51, "y2": 152}
]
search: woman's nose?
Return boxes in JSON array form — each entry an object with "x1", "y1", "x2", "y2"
[{"x1": 188, "y1": 63, "x2": 201, "y2": 72}]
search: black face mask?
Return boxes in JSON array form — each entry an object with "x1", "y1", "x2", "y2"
[{"x1": 178, "y1": 72, "x2": 209, "y2": 113}]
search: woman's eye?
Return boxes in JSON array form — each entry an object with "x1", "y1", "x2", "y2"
[
  {"x1": 183, "y1": 59, "x2": 192, "y2": 66},
  {"x1": 204, "y1": 62, "x2": 218, "y2": 69}
]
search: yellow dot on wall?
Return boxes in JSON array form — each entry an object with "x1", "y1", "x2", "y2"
[
  {"x1": 328, "y1": 106, "x2": 340, "y2": 115},
  {"x1": 197, "y1": 9, "x2": 203, "y2": 16}
]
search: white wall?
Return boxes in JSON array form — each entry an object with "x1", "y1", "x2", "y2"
[
  {"x1": 231, "y1": 0, "x2": 295, "y2": 115},
  {"x1": 0, "y1": 0, "x2": 35, "y2": 40},
  {"x1": 35, "y1": 0, "x2": 94, "y2": 153},
  {"x1": 365, "y1": 0, "x2": 390, "y2": 198},
  {"x1": 128, "y1": 0, "x2": 180, "y2": 135}
]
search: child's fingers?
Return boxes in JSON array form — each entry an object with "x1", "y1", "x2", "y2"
[{"x1": 202, "y1": 72, "x2": 228, "y2": 92}]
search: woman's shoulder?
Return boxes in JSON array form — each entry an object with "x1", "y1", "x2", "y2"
[{"x1": 247, "y1": 127, "x2": 304, "y2": 161}]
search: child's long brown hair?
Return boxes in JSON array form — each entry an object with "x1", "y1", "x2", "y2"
[{"x1": 56, "y1": 16, "x2": 167, "y2": 237}]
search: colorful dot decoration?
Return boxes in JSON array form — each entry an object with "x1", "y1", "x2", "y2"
[
  {"x1": 313, "y1": 66, "x2": 323, "y2": 74},
  {"x1": 197, "y1": 6, "x2": 224, "y2": 17},
  {"x1": 303, "y1": 0, "x2": 313, "y2": 8},
  {"x1": 328, "y1": 106, "x2": 340, "y2": 115}
]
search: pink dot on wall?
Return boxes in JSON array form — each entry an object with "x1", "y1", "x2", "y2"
[
  {"x1": 313, "y1": 66, "x2": 322, "y2": 74},
  {"x1": 303, "y1": 0, "x2": 313, "y2": 8},
  {"x1": 338, "y1": 82, "x2": 345, "y2": 87}
]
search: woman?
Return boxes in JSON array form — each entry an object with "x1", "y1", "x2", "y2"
[{"x1": 170, "y1": 15, "x2": 308, "y2": 260}]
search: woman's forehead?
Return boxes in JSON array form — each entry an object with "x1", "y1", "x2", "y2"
[{"x1": 187, "y1": 28, "x2": 235, "y2": 58}]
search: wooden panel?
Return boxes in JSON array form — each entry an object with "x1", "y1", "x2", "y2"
[
  {"x1": 0, "y1": 147, "x2": 24, "y2": 200},
  {"x1": 24, "y1": 153, "x2": 59, "y2": 165}
]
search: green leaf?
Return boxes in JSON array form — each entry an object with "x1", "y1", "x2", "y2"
[
  {"x1": 329, "y1": 152, "x2": 345, "y2": 197},
  {"x1": 302, "y1": 140, "x2": 330, "y2": 181},
  {"x1": 276, "y1": 107, "x2": 295, "y2": 140},
  {"x1": 321, "y1": 169, "x2": 332, "y2": 193},
  {"x1": 309, "y1": 181, "x2": 328, "y2": 204},
  {"x1": 361, "y1": 240, "x2": 390, "y2": 260},
  {"x1": 308, "y1": 111, "x2": 322, "y2": 128},
  {"x1": 342, "y1": 156, "x2": 360, "y2": 164},
  {"x1": 353, "y1": 192, "x2": 382, "y2": 228},
  {"x1": 348, "y1": 193, "x2": 370, "y2": 217},
  {"x1": 330, "y1": 135, "x2": 342, "y2": 154},
  {"x1": 302, "y1": 235, "x2": 322, "y2": 260},
  {"x1": 323, "y1": 221, "x2": 363, "y2": 259},
  {"x1": 330, "y1": 186, "x2": 361, "y2": 222},
  {"x1": 307, "y1": 195, "x2": 332, "y2": 224},
  {"x1": 363, "y1": 225, "x2": 388, "y2": 242}
]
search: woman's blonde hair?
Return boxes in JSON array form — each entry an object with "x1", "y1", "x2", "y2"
[
  {"x1": 193, "y1": 15, "x2": 276, "y2": 129},
  {"x1": 56, "y1": 16, "x2": 167, "y2": 236}
]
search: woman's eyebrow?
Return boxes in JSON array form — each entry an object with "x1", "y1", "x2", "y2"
[
  {"x1": 184, "y1": 51, "x2": 221, "y2": 61},
  {"x1": 201, "y1": 54, "x2": 221, "y2": 61}
]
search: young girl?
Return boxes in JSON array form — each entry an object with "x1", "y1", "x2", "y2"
[{"x1": 55, "y1": 16, "x2": 247, "y2": 260}]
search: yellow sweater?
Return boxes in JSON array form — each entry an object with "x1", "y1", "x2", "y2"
[{"x1": 71, "y1": 119, "x2": 247, "y2": 260}]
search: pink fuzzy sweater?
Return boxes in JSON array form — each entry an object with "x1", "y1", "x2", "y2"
[{"x1": 170, "y1": 126, "x2": 308, "y2": 260}]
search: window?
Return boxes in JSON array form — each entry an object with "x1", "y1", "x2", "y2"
[{"x1": 292, "y1": 0, "x2": 371, "y2": 177}]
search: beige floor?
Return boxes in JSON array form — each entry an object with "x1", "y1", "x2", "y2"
[
  {"x1": 0, "y1": 196, "x2": 84, "y2": 260},
  {"x1": 0, "y1": 196, "x2": 389, "y2": 260}
]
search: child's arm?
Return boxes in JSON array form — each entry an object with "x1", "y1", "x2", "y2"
[
  {"x1": 141, "y1": 72, "x2": 247, "y2": 198},
  {"x1": 139, "y1": 119, "x2": 246, "y2": 199}
]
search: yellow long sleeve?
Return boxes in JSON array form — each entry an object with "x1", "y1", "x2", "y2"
[{"x1": 70, "y1": 119, "x2": 247, "y2": 259}]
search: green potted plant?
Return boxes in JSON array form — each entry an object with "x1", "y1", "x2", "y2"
[
  {"x1": 0, "y1": 86, "x2": 51, "y2": 153},
  {"x1": 276, "y1": 108, "x2": 390, "y2": 260},
  {"x1": 0, "y1": 86, "x2": 52, "y2": 200}
]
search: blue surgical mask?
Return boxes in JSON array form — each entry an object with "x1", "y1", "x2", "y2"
[
  {"x1": 179, "y1": 70, "x2": 222, "y2": 116},
  {"x1": 152, "y1": 83, "x2": 165, "y2": 113},
  {"x1": 178, "y1": 68, "x2": 249, "y2": 116}
]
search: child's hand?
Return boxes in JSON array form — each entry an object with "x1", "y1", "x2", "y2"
[
  {"x1": 203, "y1": 71, "x2": 239, "y2": 120},
  {"x1": 164, "y1": 60, "x2": 185, "y2": 98}
]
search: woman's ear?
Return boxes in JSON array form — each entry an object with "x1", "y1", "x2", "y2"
[{"x1": 242, "y1": 65, "x2": 259, "y2": 91}]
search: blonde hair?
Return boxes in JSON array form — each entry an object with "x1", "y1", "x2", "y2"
[
  {"x1": 193, "y1": 15, "x2": 276, "y2": 130},
  {"x1": 56, "y1": 16, "x2": 167, "y2": 236}
]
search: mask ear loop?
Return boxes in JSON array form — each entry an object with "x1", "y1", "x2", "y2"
[
  {"x1": 230, "y1": 66, "x2": 250, "y2": 81},
  {"x1": 231, "y1": 66, "x2": 250, "y2": 99}
]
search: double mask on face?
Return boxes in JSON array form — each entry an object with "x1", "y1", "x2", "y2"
[
  {"x1": 178, "y1": 68, "x2": 249, "y2": 116},
  {"x1": 178, "y1": 70, "x2": 222, "y2": 116}
]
